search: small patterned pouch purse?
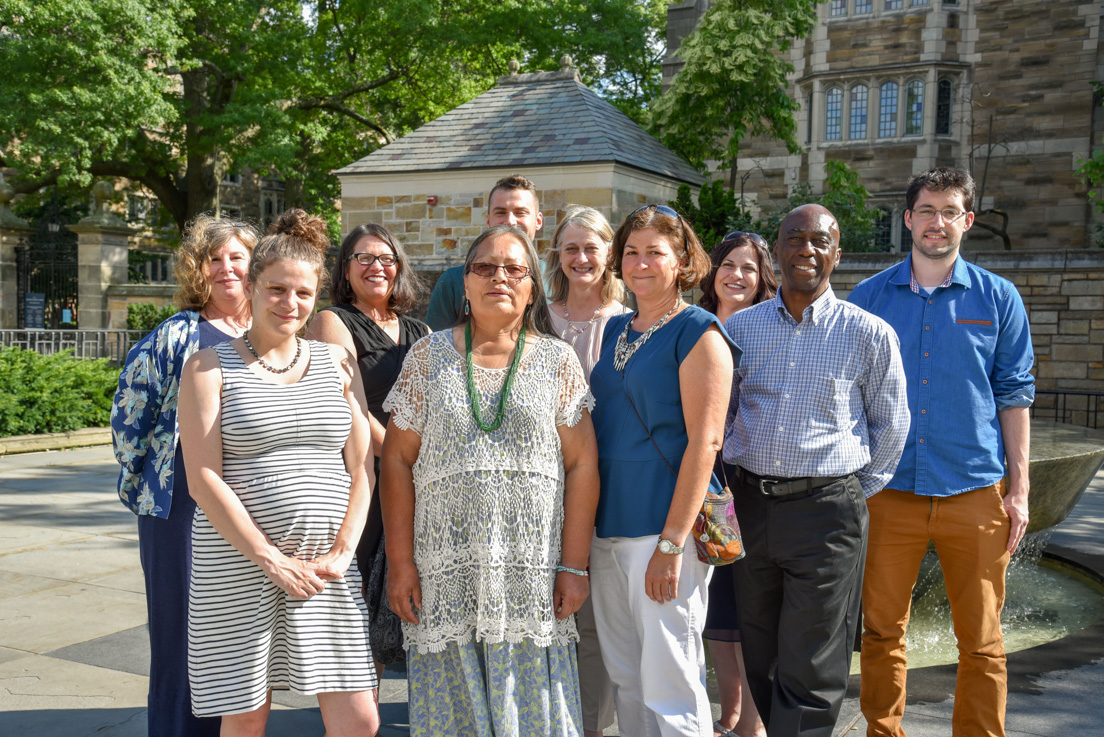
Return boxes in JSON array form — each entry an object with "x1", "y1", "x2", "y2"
[
  {"x1": 624, "y1": 387, "x2": 745, "y2": 567},
  {"x1": 690, "y1": 479, "x2": 745, "y2": 566}
]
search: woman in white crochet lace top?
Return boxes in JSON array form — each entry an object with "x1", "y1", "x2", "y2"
[{"x1": 381, "y1": 225, "x2": 600, "y2": 737}]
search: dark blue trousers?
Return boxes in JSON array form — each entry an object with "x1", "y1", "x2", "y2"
[
  {"x1": 137, "y1": 492, "x2": 221, "y2": 737},
  {"x1": 732, "y1": 474, "x2": 869, "y2": 737}
]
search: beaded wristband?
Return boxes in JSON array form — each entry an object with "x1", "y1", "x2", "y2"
[{"x1": 556, "y1": 565, "x2": 589, "y2": 577}]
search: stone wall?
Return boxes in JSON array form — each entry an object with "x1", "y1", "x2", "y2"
[
  {"x1": 105, "y1": 284, "x2": 176, "y2": 330},
  {"x1": 339, "y1": 164, "x2": 693, "y2": 271},
  {"x1": 830, "y1": 249, "x2": 1104, "y2": 393}
]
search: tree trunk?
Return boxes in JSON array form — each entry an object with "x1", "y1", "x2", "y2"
[{"x1": 182, "y1": 69, "x2": 220, "y2": 223}]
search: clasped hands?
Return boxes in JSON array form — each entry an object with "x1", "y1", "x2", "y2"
[{"x1": 261, "y1": 547, "x2": 353, "y2": 600}]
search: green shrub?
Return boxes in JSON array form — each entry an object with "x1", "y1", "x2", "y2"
[
  {"x1": 0, "y1": 347, "x2": 119, "y2": 436},
  {"x1": 127, "y1": 302, "x2": 177, "y2": 331}
]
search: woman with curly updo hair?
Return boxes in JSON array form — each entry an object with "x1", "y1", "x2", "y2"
[
  {"x1": 179, "y1": 210, "x2": 380, "y2": 735},
  {"x1": 112, "y1": 214, "x2": 258, "y2": 737}
]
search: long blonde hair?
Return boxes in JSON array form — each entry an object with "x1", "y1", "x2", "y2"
[{"x1": 544, "y1": 206, "x2": 625, "y2": 305}]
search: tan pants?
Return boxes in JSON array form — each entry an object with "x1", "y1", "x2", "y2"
[{"x1": 860, "y1": 483, "x2": 1011, "y2": 737}]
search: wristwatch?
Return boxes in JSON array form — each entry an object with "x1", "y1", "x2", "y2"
[{"x1": 657, "y1": 537, "x2": 684, "y2": 555}]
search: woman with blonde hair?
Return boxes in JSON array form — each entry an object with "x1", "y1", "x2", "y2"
[
  {"x1": 179, "y1": 210, "x2": 379, "y2": 735},
  {"x1": 112, "y1": 214, "x2": 258, "y2": 737},
  {"x1": 543, "y1": 205, "x2": 627, "y2": 737}
]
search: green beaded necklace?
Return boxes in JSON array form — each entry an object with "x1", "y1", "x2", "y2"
[{"x1": 465, "y1": 321, "x2": 527, "y2": 432}]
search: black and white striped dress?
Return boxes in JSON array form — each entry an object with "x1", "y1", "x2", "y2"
[{"x1": 188, "y1": 340, "x2": 377, "y2": 717}]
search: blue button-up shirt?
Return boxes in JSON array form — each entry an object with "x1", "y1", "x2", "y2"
[
  {"x1": 848, "y1": 255, "x2": 1035, "y2": 497},
  {"x1": 723, "y1": 287, "x2": 910, "y2": 497}
]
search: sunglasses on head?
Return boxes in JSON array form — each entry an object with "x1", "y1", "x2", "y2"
[
  {"x1": 628, "y1": 204, "x2": 681, "y2": 220},
  {"x1": 719, "y1": 230, "x2": 769, "y2": 248}
]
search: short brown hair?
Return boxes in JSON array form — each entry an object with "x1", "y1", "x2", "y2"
[
  {"x1": 487, "y1": 174, "x2": 538, "y2": 206},
  {"x1": 174, "y1": 215, "x2": 260, "y2": 310},
  {"x1": 609, "y1": 206, "x2": 711, "y2": 292},
  {"x1": 906, "y1": 167, "x2": 975, "y2": 212},
  {"x1": 329, "y1": 223, "x2": 426, "y2": 314}
]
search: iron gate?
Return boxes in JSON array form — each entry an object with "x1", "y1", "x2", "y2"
[{"x1": 15, "y1": 213, "x2": 78, "y2": 329}]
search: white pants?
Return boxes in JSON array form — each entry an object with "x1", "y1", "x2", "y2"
[{"x1": 590, "y1": 534, "x2": 713, "y2": 737}]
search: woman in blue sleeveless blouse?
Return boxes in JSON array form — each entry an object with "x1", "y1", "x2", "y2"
[{"x1": 589, "y1": 205, "x2": 740, "y2": 737}]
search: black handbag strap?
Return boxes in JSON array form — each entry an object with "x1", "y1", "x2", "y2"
[{"x1": 621, "y1": 381, "x2": 730, "y2": 490}]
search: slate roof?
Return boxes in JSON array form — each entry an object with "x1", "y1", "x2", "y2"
[{"x1": 336, "y1": 69, "x2": 704, "y2": 186}]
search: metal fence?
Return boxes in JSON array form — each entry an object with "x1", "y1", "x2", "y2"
[
  {"x1": 1032, "y1": 390, "x2": 1103, "y2": 430},
  {"x1": 0, "y1": 329, "x2": 149, "y2": 366}
]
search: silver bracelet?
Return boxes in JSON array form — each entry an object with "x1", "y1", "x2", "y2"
[{"x1": 556, "y1": 565, "x2": 589, "y2": 577}]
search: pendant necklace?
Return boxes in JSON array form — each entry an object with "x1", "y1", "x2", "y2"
[
  {"x1": 559, "y1": 301, "x2": 608, "y2": 347},
  {"x1": 243, "y1": 331, "x2": 303, "y2": 374},
  {"x1": 466, "y1": 321, "x2": 527, "y2": 432},
  {"x1": 612, "y1": 298, "x2": 682, "y2": 372}
]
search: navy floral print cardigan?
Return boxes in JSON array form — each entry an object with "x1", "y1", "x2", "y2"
[{"x1": 111, "y1": 310, "x2": 200, "y2": 518}]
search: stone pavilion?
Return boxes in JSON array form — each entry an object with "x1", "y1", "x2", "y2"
[{"x1": 336, "y1": 57, "x2": 704, "y2": 274}]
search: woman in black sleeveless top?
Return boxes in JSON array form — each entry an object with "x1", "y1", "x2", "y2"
[{"x1": 306, "y1": 223, "x2": 428, "y2": 671}]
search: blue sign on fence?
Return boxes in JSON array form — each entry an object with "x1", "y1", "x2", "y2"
[{"x1": 24, "y1": 293, "x2": 46, "y2": 329}]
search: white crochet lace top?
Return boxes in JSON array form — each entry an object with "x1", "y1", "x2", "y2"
[{"x1": 383, "y1": 330, "x2": 595, "y2": 653}]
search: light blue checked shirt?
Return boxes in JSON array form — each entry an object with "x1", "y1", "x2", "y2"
[{"x1": 723, "y1": 287, "x2": 910, "y2": 498}]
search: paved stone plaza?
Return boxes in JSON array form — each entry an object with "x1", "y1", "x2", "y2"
[{"x1": 0, "y1": 445, "x2": 1102, "y2": 736}]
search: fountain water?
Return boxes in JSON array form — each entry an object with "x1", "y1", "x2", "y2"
[{"x1": 855, "y1": 421, "x2": 1104, "y2": 671}]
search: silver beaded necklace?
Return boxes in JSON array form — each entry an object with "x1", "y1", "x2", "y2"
[{"x1": 612, "y1": 299, "x2": 683, "y2": 372}]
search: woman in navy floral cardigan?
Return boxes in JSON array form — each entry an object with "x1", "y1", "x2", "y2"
[{"x1": 112, "y1": 215, "x2": 257, "y2": 737}]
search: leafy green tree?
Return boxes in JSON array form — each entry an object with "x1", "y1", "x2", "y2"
[
  {"x1": 669, "y1": 179, "x2": 748, "y2": 251},
  {"x1": 758, "y1": 161, "x2": 879, "y2": 252},
  {"x1": 1077, "y1": 149, "x2": 1104, "y2": 247},
  {"x1": 670, "y1": 161, "x2": 879, "y2": 252},
  {"x1": 1076, "y1": 85, "x2": 1104, "y2": 246},
  {"x1": 0, "y1": 0, "x2": 665, "y2": 231},
  {"x1": 651, "y1": 0, "x2": 819, "y2": 180}
]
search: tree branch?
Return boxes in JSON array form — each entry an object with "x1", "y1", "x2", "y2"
[
  {"x1": 973, "y1": 210, "x2": 1011, "y2": 251},
  {"x1": 306, "y1": 100, "x2": 394, "y2": 143}
]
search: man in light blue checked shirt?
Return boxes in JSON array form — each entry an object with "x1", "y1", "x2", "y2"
[{"x1": 723, "y1": 204, "x2": 910, "y2": 737}]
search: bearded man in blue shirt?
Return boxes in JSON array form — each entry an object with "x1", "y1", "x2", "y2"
[{"x1": 848, "y1": 167, "x2": 1035, "y2": 737}]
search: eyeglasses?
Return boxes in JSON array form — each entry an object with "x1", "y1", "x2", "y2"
[
  {"x1": 468, "y1": 262, "x2": 531, "y2": 281},
  {"x1": 910, "y1": 207, "x2": 967, "y2": 223},
  {"x1": 348, "y1": 252, "x2": 397, "y2": 267},
  {"x1": 719, "y1": 230, "x2": 769, "y2": 248}
]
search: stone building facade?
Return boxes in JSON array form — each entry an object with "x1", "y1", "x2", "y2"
[{"x1": 666, "y1": 0, "x2": 1103, "y2": 252}]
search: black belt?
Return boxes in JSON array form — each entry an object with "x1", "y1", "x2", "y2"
[{"x1": 736, "y1": 466, "x2": 850, "y2": 498}]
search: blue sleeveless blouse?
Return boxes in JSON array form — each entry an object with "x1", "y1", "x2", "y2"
[{"x1": 590, "y1": 305, "x2": 740, "y2": 538}]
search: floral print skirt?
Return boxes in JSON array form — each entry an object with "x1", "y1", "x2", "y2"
[{"x1": 407, "y1": 637, "x2": 583, "y2": 737}]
